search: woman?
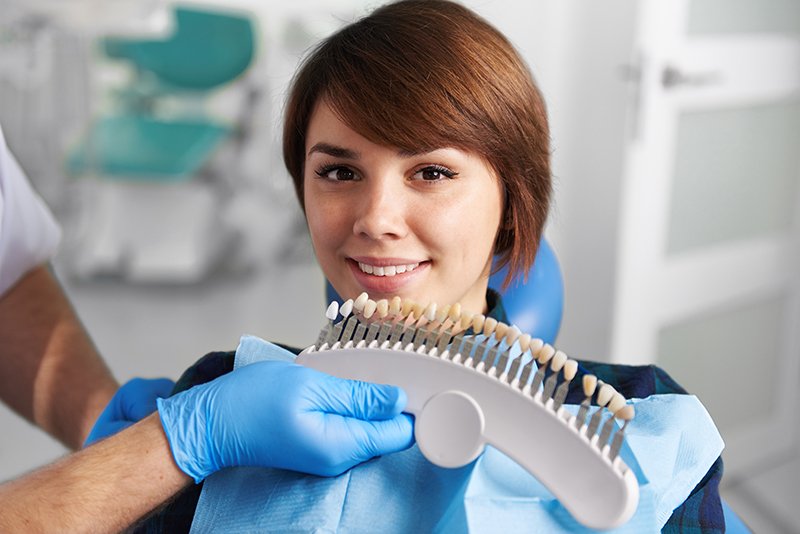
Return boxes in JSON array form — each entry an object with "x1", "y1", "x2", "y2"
[
  {"x1": 136, "y1": 1, "x2": 724, "y2": 531},
  {"x1": 283, "y1": 0, "x2": 550, "y2": 315}
]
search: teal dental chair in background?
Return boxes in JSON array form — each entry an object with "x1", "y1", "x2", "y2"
[
  {"x1": 325, "y1": 238, "x2": 750, "y2": 533},
  {"x1": 66, "y1": 6, "x2": 256, "y2": 282}
]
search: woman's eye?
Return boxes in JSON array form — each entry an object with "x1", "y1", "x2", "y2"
[
  {"x1": 316, "y1": 166, "x2": 357, "y2": 181},
  {"x1": 413, "y1": 166, "x2": 458, "y2": 181}
]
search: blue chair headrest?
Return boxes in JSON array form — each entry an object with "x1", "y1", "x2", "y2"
[
  {"x1": 488, "y1": 239, "x2": 563, "y2": 345},
  {"x1": 325, "y1": 239, "x2": 564, "y2": 344}
]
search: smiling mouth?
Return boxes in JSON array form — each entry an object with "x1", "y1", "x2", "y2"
[{"x1": 356, "y1": 261, "x2": 421, "y2": 277}]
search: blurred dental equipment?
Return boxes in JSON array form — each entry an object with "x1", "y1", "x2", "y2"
[{"x1": 62, "y1": 4, "x2": 260, "y2": 283}]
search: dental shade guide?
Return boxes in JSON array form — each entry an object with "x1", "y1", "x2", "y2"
[{"x1": 296, "y1": 294, "x2": 639, "y2": 530}]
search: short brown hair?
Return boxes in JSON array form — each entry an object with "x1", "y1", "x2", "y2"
[{"x1": 283, "y1": 0, "x2": 551, "y2": 286}]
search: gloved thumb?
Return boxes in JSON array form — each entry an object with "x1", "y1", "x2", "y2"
[
  {"x1": 314, "y1": 376, "x2": 408, "y2": 420},
  {"x1": 122, "y1": 377, "x2": 176, "y2": 421},
  {"x1": 85, "y1": 377, "x2": 175, "y2": 447}
]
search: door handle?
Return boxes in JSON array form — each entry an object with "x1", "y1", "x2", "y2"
[{"x1": 662, "y1": 65, "x2": 722, "y2": 89}]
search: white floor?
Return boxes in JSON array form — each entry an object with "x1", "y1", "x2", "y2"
[{"x1": 0, "y1": 244, "x2": 797, "y2": 532}]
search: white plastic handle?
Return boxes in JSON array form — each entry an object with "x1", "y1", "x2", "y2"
[{"x1": 297, "y1": 342, "x2": 638, "y2": 530}]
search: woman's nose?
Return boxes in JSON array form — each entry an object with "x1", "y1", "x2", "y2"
[{"x1": 352, "y1": 181, "x2": 409, "y2": 240}]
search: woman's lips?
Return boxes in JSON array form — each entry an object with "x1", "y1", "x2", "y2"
[{"x1": 347, "y1": 258, "x2": 429, "y2": 295}]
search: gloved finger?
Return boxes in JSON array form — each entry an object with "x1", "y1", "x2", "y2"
[
  {"x1": 313, "y1": 375, "x2": 407, "y2": 421},
  {"x1": 122, "y1": 378, "x2": 176, "y2": 421},
  {"x1": 313, "y1": 413, "x2": 415, "y2": 476},
  {"x1": 84, "y1": 420, "x2": 133, "y2": 446},
  {"x1": 354, "y1": 413, "x2": 416, "y2": 458}
]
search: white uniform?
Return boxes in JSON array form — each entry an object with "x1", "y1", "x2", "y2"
[{"x1": 0, "y1": 124, "x2": 61, "y2": 297}]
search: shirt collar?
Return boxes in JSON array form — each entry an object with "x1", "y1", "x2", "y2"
[{"x1": 485, "y1": 288, "x2": 509, "y2": 324}]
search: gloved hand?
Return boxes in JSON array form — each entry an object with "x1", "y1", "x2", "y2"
[
  {"x1": 157, "y1": 360, "x2": 414, "y2": 482},
  {"x1": 84, "y1": 377, "x2": 175, "y2": 447}
]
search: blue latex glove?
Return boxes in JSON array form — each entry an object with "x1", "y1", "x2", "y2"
[
  {"x1": 85, "y1": 377, "x2": 175, "y2": 446},
  {"x1": 157, "y1": 360, "x2": 415, "y2": 483}
]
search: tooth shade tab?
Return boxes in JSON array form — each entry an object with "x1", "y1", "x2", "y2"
[
  {"x1": 529, "y1": 338, "x2": 544, "y2": 356},
  {"x1": 583, "y1": 374, "x2": 598, "y2": 397},
  {"x1": 376, "y1": 299, "x2": 389, "y2": 318},
  {"x1": 596, "y1": 383, "x2": 615, "y2": 407},
  {"x1": 607, "y1": 392, "x2": 627, "y2": 414},
  {"x1": 401, "y1": 299, "x2": 416, "y2": 317},
  {"x1": 537, "y1": 344, "x2": 555, "y2": 364},
  {"x1": 616, "y1": 404, "x2": 635, "y2": 421},
  {"x1": 505, "y1": 325, "x2": 521, "y2": 345},
  {"x1": 483, "y1": 317, "x2": 498, "y2": 336},
  {"x1": 424, "y1": 302, "x2": 437, "y2": 321},
  {"x1": 471, "y1": 314, "x2": 486, "y2": 333},
  {"x1": 412, "y1": 302, "x2": 425, "y2": 320},
  {"x1": 549, "y1": 350, "x2": 567, "y2": 372},
  {"x1": 436, "y1": 305, "x2": 450, "y2": 323},
  {"x1": 340, "y1": 299, "x2": 354, "y2": 318},
  {"x1": 449, "y1": 303, "x2": 462, "y2": 321},
  {"x1": 494, "y1": 322, "x2": 509, "y2": 342},
  {"x1": 389, "y1": 297, "x2": 402, "y2": 316},
  {"x1": 354, "y1": 292, "x2": 369, "y2": 311},
  {"x1": 563, "y1": 359, "x2": 578, "y2": 381},
  {"x1": 517, "y1": 333, "x2": 532, "y2": 351},
  {"x1": 326, "y1": 301, "x2": 339, "y2": 321},
  {"x1": 363, "y1": 299, "x2": 377, "y2": 319}
]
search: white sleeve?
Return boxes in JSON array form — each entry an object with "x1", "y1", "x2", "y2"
[{"x1": 0, "y1": 124, "x2": 62, "y2": 297}]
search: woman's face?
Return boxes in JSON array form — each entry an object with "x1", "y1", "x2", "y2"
[{"x1": 303, "y1": 100, "x2": 504, "y2": 315}]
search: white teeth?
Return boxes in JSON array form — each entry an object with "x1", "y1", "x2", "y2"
[{"x1": 357, "y1": 261, "x2": 420, "y2": 277}]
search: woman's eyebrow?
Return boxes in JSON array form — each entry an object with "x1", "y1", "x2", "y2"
[
  {"x1": 307, "y1": 142, "x2": 359, "y2": 159},
  {"x1": 308, "y1": 142, "x2": 446, "y2": 159}
]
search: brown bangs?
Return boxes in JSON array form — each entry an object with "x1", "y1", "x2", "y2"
[{"x1": 308, "y1": 11, "x2": 506, "y2": 159}]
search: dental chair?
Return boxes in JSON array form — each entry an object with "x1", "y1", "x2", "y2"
[
  {"x1": 66, "y1": 6, "x2": 256, "y2": 282},
  {"x1": 325, "y1": 238, "x2": 750, "y2": 533}
]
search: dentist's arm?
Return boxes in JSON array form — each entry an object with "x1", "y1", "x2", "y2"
[
  {"x1": 0, "y1": 414, "x2": 188, "y2": 534},
  {"x1": 0, "y1": 265, "x2": 118, "y2": 449},
  {"x1": 0, "y1": 360, "x2": 413, "y2": 533}
]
